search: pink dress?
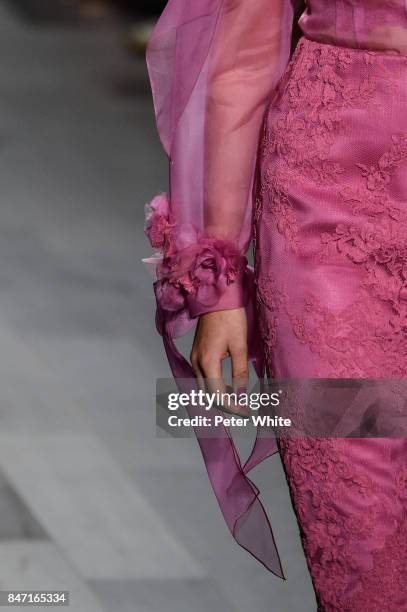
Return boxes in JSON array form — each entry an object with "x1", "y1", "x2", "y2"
[{"x1": 145, "y1": 1, "x2": 407, "y2": 609}]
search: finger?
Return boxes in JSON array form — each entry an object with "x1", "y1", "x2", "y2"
[
  {"x1": 190, "y1": 353, "x2": 205, "y2": 392},
  {"x1": 231, "y1": 341, "x2": 249, "y2": 390},
  {"x1": 199, "y1": 354, "x2": 227, "y2": 408},
  {"x1": 230, "y1": 345, "x2": 250, "y2": 416}
]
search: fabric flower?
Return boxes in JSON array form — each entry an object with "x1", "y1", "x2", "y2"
[
  {"x1": 155, "y1": 235, "x2": 245, "y2": 314},
  {"x1": 145, "y1": 194, "x2": 246, "y2": 316},
  {"x1": 144, "y1": 193, "x2": 173, "y2": 250}
]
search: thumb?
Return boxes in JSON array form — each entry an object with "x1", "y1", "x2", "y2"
[{"x1": 230, "y1": 343, "x2": 249, "y2": 416}]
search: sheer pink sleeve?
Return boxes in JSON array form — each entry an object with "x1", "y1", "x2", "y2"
[
  {"x1": 145, "y1": 0, "x2": 295, "y2": 333},
  {"x1": 145, "y1": 0, "x2": 296, "y2": 579}
]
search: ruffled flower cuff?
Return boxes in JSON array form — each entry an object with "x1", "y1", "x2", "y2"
[{"x1": 144, "y1": 193, "x2": 247, "y2": 318}]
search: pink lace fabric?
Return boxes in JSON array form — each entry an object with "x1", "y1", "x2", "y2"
[
  {"x1": 255, "y1": 33, "x2": 407, "y2": 609},
  {"x1": 146, "y1": 0, "x2": 407, "y2": 606}
]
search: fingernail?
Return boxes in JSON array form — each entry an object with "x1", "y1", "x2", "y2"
[{"x1": 237, "y1": 386, "x2": 247, "y2": 397}]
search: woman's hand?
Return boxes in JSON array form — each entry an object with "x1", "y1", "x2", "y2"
[{"x1": 190, "y1": 308, "x2": 249, "y2": 415}]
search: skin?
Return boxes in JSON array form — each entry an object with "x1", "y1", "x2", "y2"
[{"x1": 190, "y1": 308, "x2": 250, "y2": 416}]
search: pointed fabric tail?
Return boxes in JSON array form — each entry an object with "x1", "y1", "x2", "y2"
[{"x1": 155, "y1": 266, "x2": 284, "y2": 579}]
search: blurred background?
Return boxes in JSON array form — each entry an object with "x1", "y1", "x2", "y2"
[{"x1": 0, "y1": 1, "x2": 316, "y2": 611}]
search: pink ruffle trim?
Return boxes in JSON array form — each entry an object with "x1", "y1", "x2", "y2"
[{"x1": 145, "y1": 193, "x2": 247, "y2": 317}]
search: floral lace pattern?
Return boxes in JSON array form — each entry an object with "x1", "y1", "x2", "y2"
[
  {"x1": 256, "y1": 36, "x2": 388, "y2": 252},
  {"x1": 255, "y1": 274, "x2": 287, "y2": 376},
  {"x1": 278, "y1": 437, "x2": 407, "y2": 611},
  {"x1": 254, "y1": 36, "x2": 407, "y2": 610}
]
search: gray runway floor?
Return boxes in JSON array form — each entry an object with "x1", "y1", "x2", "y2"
[{"x1": 0, "y1": 3, "x2": 317, "y2": 610}]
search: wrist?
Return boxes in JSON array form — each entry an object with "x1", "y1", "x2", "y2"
[{"x1": 187, "y1": 265, "x2": 246, "y2": 318}]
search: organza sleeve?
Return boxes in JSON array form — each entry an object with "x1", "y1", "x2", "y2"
[
  {"x1": 144, "y1": 0, "x2": 298, "y2": 579},
  {"x1": 145, "y1": 0, "x2": 295, "y2": 340}
]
